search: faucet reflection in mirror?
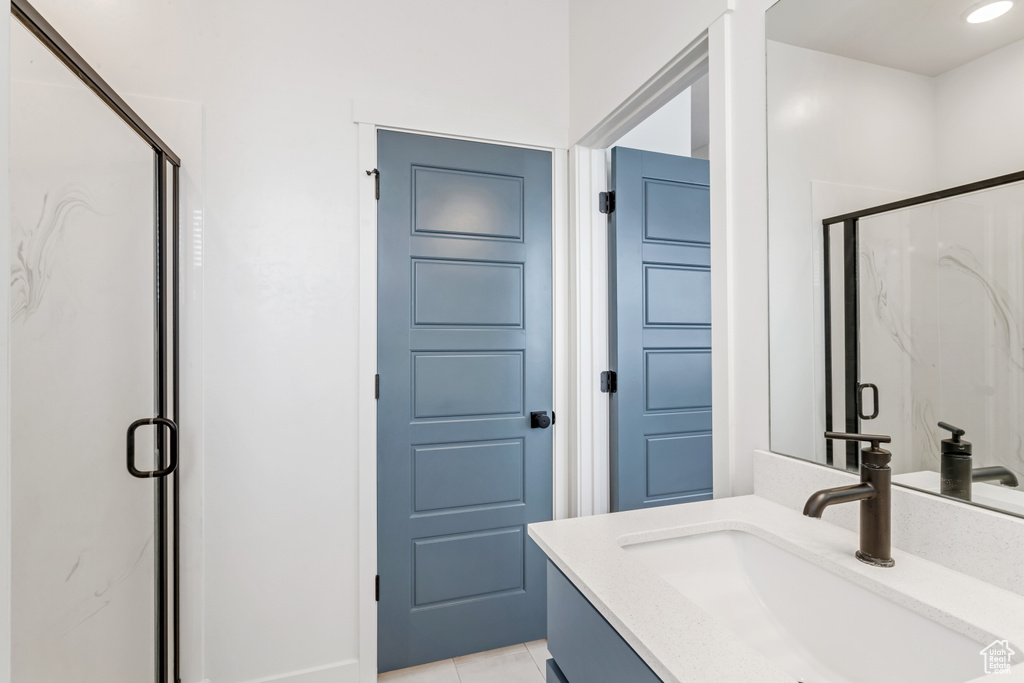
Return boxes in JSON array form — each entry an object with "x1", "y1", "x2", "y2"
[{"x1": 937, "y1": 421, "x2": 1019, "y2": 501}]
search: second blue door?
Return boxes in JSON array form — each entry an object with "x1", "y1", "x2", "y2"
[
  {"x1": 377, "y1": 131, "x2": 553, "y2": 672},
  {"x1": 608, "y1": 147, "x2": 713, "y2": 512}
]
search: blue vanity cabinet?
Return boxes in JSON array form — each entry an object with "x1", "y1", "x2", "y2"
[
  {"x1": 545, "y1": 659, "x2": 569, "y2": 683},
  {"x1": 546, "y1": 562, "x2": 663, "y2": 683}
]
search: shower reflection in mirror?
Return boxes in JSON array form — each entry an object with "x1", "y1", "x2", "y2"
[{"x1": 766, "y1": 0, "x2": 1024, "y2": 519}]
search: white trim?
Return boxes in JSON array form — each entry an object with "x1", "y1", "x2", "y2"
[
  {"x1": 574, "y1": 35, "x2": 710, "y2": 149},
  {"x1": 553, "y1": 149, "x2": 571, "y2": 521},
  {"x1": 357, "y1": 114, "x2": 570, "y2": 680},
  {"x1": 356, "y1": 121, "x2": 378, "y2": 683},
  {"x1": 353, "y1": 99, "x2": 568, "y2": 150},
  {"x1": 708, "y1": 15, "x2": 734, "y2": 499},
  {"x1": 567, "y1": 146, "x2": 610, "y2": 517}
]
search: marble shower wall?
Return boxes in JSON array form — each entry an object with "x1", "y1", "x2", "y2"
[
  {"x1": 10, "y1": 25, "x2": 162, "y2": 682},
  {"x1": 856, "y1": 182, "x2": 1024, "y2": 479}
]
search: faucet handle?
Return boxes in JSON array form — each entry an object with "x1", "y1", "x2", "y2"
[
  {"x1": 824, "y1": 431, "x2": 892, "y2": 467},
  {"x1": 937, "y1": 421, "x2": 971, "y2": 455},
  {"x1": 937, "y1": 421, "x2": 965, "y2": 441}
]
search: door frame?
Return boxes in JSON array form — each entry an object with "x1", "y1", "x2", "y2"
[
  {"x1": 355, "y1": 102, "x2": 569, "y2": 681},
  {"x1": 568, "y1": 26, "x2": 737, "y2": 516}
]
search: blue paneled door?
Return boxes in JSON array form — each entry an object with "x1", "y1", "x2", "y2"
[
  {"x1": 377, "y1": 131, "x2": 553, "y2": 672},
  {"x1": 608, "y1": 147, "x2": 713, "y2": 512}
]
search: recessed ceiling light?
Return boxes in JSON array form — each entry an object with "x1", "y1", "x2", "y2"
[{"x1": 964, "y1": 0, "x2": 1014, "y2": 23}]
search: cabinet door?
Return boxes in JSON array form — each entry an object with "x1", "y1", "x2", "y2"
[{"x1": 546, "y1": 563, "x2": 662, "y2": 683}]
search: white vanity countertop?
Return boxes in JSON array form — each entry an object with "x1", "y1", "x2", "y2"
[{"x1": 528, "y1": 495, "x2": 1024, "y2": 683}]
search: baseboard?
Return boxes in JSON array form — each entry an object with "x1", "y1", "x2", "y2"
[{"x1": 236, "y1": 659, "x2": 360, "y2": 683}]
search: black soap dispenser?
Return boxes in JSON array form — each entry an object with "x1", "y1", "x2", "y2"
[{"x1": 938, "y1": 421, "x2": 972, "y2": 501}]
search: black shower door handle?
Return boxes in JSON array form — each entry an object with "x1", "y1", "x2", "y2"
[
  {"x1": 857, "y1": 383, "x2": 879, "y2": 420},
  {"x1": 127, "y1": 417, "x2": 178, "y2": 478}
]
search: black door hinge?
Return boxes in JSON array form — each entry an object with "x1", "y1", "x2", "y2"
[
  {"x1": 600, "y1": 371, "x2": 617, "y2": 393},
  {"x1": 366, "y1": 168, "x2": 380, "y2": 200},
  {"x1": 375, "y1": 374, "x2": 380, "y2": 399},
  {"x1": 599, "y1": 190, "x2": 615, "y2": 214},
  {"x1": 375, "y1": 574, "x2": 380, "y2": 602}
]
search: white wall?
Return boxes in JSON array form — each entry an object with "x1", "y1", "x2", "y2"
[
  {"x1": 611, "y1": 87, "x2": 691, "y2": 156},
  {"x1": 936, "y1": 37, "x2": 1024, "y2": 187},
  {"x1": 21, "y1": 2, "x2": 570, "y2": 682},
  {"x1": 766, "y1": 40, "x2": 937, "y2": 464}
]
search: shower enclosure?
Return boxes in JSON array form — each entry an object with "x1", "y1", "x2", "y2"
[
  {"x1": 10, "y1": 1, "x2": 182, "y2": 681},
  {"x1": 822, "y1": 170, "x2": 1024, "y2": 492}
]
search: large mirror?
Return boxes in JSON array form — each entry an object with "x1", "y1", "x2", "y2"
[{"x1": 767, "y1": 0, "x2": 1024, "y2": 517}]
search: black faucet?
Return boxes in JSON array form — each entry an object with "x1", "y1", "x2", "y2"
[
  {"x1": 803, "y1": 432, "x2": 894, "y2": 568},
  {"x1": 938, "y1": 422, "x2": 1019, "y2": 502}
]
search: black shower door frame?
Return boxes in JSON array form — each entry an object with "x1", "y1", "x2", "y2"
[{"x1": 10, "y1": 1, "x2": 183, "y2": 681}]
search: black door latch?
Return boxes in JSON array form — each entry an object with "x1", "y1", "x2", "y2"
[{"x1": 531, "y1": 411, "x2": 552, "y2": 429}]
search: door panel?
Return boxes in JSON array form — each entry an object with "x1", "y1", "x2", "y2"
[
  {"x1": 609, "y1": 147, "x2": 713, "y2": 512},
  {"x1": 412, "y1": 440, "x2": 524, "y2": 512},
  {"x1": 413, "y1": 260, "x2": 524, "y2": 326},
  {"x1": 377, "y1": 131, "x2": 553, "y2": 672}
]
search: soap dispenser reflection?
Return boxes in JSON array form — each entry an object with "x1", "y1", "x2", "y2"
[{"x1": 938, "y1": 421, "x2": 1019, "y2": 502}]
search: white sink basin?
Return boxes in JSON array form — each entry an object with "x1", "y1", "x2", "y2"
[{"x1": 624, "y1": 530, "x2": 989, "y2": 683}]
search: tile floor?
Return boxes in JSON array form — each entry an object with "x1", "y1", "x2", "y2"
[{"x1": 378, "y1": 640, "x2": 551, "y2": 683}]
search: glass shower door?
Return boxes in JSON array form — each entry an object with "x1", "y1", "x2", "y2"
[
  {"x1": 855, "y1": 208, "x2": 923, "y2": 473},
  {"x1": 10, "y1": 17, "x2": 175, "y2": 683},
  {"x1": 856, "y1": 184, "x2": 1024, "y2": 479}
]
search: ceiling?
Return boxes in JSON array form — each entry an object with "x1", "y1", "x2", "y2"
[{"x1": 767, "y1": 0, "x2": 1024, "y2": 76}]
